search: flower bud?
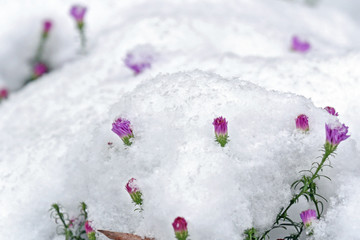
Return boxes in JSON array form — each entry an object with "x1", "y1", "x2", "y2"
[
  {"x1": 172, "y1": 217, "x2": 188, "y2": 240},
  {"x1": 126, "y1": 178, "x2": 143, "y2": 206},
  {"x1": 325, "y1": 122, "x2": 350, "y2": 152},
  {"x1": 33, "y1": 63, "x2": 48, "y2": 78},
  {"x1": 85, "y1": 221, "x2": 96, "y2": 240},
  {"x1": 213, "y1": 116, "x2": 229, "y2": 147},
  {"x1": 112, "y1": 118, "x2": 134, "y2": 146},
  {"x1": 324, "y1": 106, "x2": 338, "y2": 116},
  {"x1": 291, "y1": 36, "x2": 310, "y2": 52},
  {"x1": 70, "y1": 5, "x2": 87, "y2": 22},
  {"x1": 300, "y1": 209, "x2": 317, "y2": 228},
  {"x1": 43, "y1": 20, "x2": 52, "y2": 36},
  {"x1": 295, "y1": 114, "x2": 309, "y2": 132},
  {"x1": 0, "y1": 88, "x2": 8, "y2": 100}
]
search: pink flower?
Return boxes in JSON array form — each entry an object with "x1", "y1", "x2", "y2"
[
  {"x1": 126, "y1": 178, "x2": 139, "y2": 194},
  {"x1": 324, "y1": 106, "x2": 338, "y2": 116},
  {"x1": 84, "y1": 221, "x2": 96, "y2": 240},
  {"x1": 172, "y1": 217, "x2": 188, "y2": 240},
  {"x1": 33, "y1": 63, "x2": 48, "y2": 77},
  {"x1": 292, "y1": 36, "x2": 310, "y2": 53},
  {"x1": 0, "y1": 88, "x2": 8, "y2": 99},
  {"x1": 300, "y1": 209, "x2": 317, "y2": 227},
  {"x1": 213, "y1": 116, "x2": 229, "y2": 147},
  {"x1": 43, "y1": 20, "x2": 52, "y2": 33},
  {"x1": 85, "y1": 220, "x2": 94, "y2": 234},
  {"x1": 125, "y1": 178, "x2": 143, "y2": 206},
  {"x1": 70, "y1": 5, "x2": 87, "y2": 23},
  {"x1": 295, "y1": 114, "x2": 309, "y2": 132}
]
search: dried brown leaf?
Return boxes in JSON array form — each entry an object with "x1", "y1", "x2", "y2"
[{"x1": 98, "y1": 229, "x2": 154, "y2": 240}]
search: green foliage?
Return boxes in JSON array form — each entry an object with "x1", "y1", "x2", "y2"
[
  {"x1": 49, "y1": 202, "x2": 89, "y2": 240},
  {"x1": 246, "y1": 145, "x2": 335, "y2": 240}
]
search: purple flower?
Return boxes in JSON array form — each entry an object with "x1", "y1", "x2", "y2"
[
  {"x1": 324, "y1": 106, "x2": 338, "y2": 116},
  {"x1": 172, "y1": 217, "x2": 188, "y2": 240},
  {"x1": 84, "y1": 221, "x2": 96, "y2": 240},
  {"x1": 292, "y1": 36, "x2": 310, "y2": 53},
  {"x1": 43, "y1": 20, "x2": 52, "y2": 34},
  {"x1": 300, "y1": 209, "x2": 317, "y2": 227},
  {"x1": 126, "y1": 178, "x2": 143, "y2": 206},
  {"x1": 112, "y1": 118, "x2": 134, "y2": 146},
  {"x1": 325, "y1": 122, "x2": 350, "y2": 152},
  {"x1": 295, "y1": 114, "x2": 309, "y2": 132},
  {"x1": 33, "y1": 63, "x2": 48, "y2": 78},
  {"x1": 213, "y1": 116, "x2": 229, "y2": 147},
  {"x1": 0, "y1": 88, "x2": 8, "y2": 99},
  {"x1": 124, "y1": 53, "x2": 152, "y2": 75},
  {"x1": 213, "y1": 116, "x2": 228, "y2": 136},
  {"x1": 70, "y1": 5, "x2": 87, "y2": 23}
]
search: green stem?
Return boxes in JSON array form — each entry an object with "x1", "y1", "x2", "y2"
[
  {"x1": 259, "y1": 147, "x2": 332, "y2": 239},
  {"x1": 35, "y1": 35, "x2": 47, "y2": 62}
]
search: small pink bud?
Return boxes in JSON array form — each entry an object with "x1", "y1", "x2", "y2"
[
  {"x1": 126, "y1": 178, "x2": 143, "y2": 206},
  {"x1": 172, "y1": 217, "x2": 188, "y2": 240},
  {"x1": 0, "y1": 88, "x2": 8, "y2": 99},
  {"x1": 33, "y1": 63, "x2": 48, "y2": 77},
  {"x1": 300, "y1": 209, "x2": 317, "y2": 227},
  {"x1": 126, "y1": 178, "x2": 139, "y2": 194},
  {"x1": 295, "y1": 114, "x2": 309, "y2": 132},
  {"x1": 43, "y1": 20, "x2": 52, "y2": 33},
  {"x1": 84, "y1": 220, "x2": 94, "y2": 234},
  {"x1": 324, "y1": 106, "x2": 338, "y2": 116}
]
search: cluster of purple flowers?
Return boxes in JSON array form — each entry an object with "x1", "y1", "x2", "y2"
[{"x1": 295, "y1": 106, "x2": 350, "y2": 152}]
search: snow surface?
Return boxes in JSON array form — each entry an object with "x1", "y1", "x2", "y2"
[{"x1": 0, "y1": 0, "x2": 360, "y2": 239}]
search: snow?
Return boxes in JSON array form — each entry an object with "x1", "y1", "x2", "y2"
[{"x1": 0, "y1": 0, "x2": 360, "y2": 240}]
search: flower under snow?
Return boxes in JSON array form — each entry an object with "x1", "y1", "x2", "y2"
[
  {"x1": 33, "y1": 63, "x2": 48, "y2": 78},
  {"x1": 300, "y1": 209, "x2": 317, "y2": 228},
  {"x1": 213, "y1": 116, "x2": 229, "y2": 147},
  {"x1": 324, "y1": 106, "x2": 338, "y2": 116},
  {"x1": 291, "y1": 36, "x2": 310, "y2": 53},
  {"x1": 112, "y1": 118, "x2": 134, "y2": 146},
  {"x1": 325, "y1": 122, "x2": 350, "y2": 152},
  {"x1": 84, "y1": 221, "x2": 96, "y2": 240},
  {"x1": 70, "y1": 5, "x2": 87, "y2": 24},
  {"x1": 295, "y1": 114, "x2": 309, "y2": 132},
  {"x1": 125, "y1": 53, "x2": 152, "y2": 75},
  {"x1": 0, "y1": 88, "x2": 8, "y2": 100},
  {"x1": 126, "y1": 178, "x2": 143, "y2": 206},
  {"x1": 172, "y1": 217, "x2": 189, "y2": 240}
]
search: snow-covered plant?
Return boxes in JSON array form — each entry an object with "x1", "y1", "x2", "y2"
[
  {"x1": 34, "y1": 20, "x2": 52, "y2": 62},
  {"x1": 124, "y1": 49, "x2": 154, "y2": 75},
  {"x1": 49, "y1": 202, "x2": 91, "y2": 240},
  {"x1": 295, "y1": 114, "x2": 309, "y2": 132},
  {"x1": 324, "y1": 106, "x2": 338, "y2": 116},
  {"x1": 84, "y1": 221, "x2": 96, "y2": 240},
  {"x1": 245, "y1": 121, "x2": 350, "y2": 240},
  {"x1": 291, "y1": 36, "x2": 310, "y2": 53},
  {"x1": 126, "y1": 178, "x2": 143, "y2": 210},
  {"x1": 0, "y1": 88, "x2": 8, "y2": 102},
  {"x1": 70, "y1": 5, "x2": 87, "y2": 51},
  {"x1": 172, "y1": 217, "x2": 189, "y2": 240},
  {"x1": 213, "y1": 116, "x2": 229, "y2": 147},
  {"x1": 112, "y1": 118, "x2": 134, "y2": 146}
]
